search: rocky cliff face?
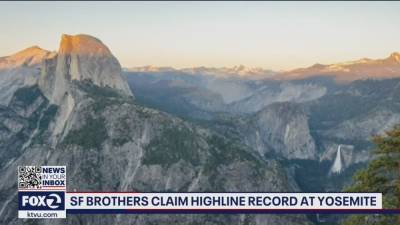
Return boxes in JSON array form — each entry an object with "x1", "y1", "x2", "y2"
[
  {"x1": 0, "y1": 35, "x2": 310, "y2": 225},
  {"x1": 0, "y1": 85, "x2": 53, "y2": 169},
  {"x1": 249, "y1": 102, "x2": 317, "y2": 160},
  {"x1": 0, "y1": 46, "x2": 55, "y2": 105},
  {"x1": 210, "y1": 102, "x2": 317, "y2": 161},
  {"x1": 40, "y1": 34, "x2": 132, "y2": 103},
  {"x1": 39, "y1": 34, "x2": 133, "y2": 142},
  {"x1": 323, "y1": 108, "x2": 400, "y2": 140}
]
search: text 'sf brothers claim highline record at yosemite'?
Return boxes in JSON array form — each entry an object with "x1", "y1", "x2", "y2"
[{"x1": 70, "y1": 195, "x2": 378, "y2": 207}]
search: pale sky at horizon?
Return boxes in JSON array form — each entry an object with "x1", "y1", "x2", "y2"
[{"x1": 1, "y1": 1, "x2": 400, "y2": 70}]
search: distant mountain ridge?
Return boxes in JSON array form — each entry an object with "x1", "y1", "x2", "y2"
[
  {"x1": 128, "y1": 65, "x2": 275, "y2": 79},
  {"x1": 3, "y1": 42, "x2": 399, "y2": 82},
  {"x1": 280, "y1": 52, "x2": 400, "y2": 82},
  {"x1": 127, "y1": 51, "x2": 400, "y2": 82}
]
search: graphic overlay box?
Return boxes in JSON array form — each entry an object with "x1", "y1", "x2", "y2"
[
  {"x1": 65, "y1": 192, "x2": 383, "y2": 213},
  {"x1": 18, "y1": 166, "x2": 66, "y2": 219},
  {"x1": 16, "y1": 166, "x2": 386, "y2": 218}
]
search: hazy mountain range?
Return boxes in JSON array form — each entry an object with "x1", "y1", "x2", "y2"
[
  {"x1": 124, "y1": 49, "x2": 400, "y2": 225},
  {"x1": 128, "y1": 51, "x2": 400, "y2": 82},
  {"x1": 0, "y1": 34, "x2": 399, "y2": 225}
]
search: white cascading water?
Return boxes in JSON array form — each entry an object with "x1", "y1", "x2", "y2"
[{"x1": 330, "y1": 145, "x2": 343, "y2": 174}]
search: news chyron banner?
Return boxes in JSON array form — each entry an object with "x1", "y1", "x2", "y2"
[{"x1": 17, "y1": 166, "x2": 383, "y2": 219}]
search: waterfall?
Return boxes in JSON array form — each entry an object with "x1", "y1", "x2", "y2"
[{"x1": 330, "y1": 145, "x2": 343, "y2": 174}]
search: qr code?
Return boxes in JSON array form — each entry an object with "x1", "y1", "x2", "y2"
[{"x1": 18, "y1": 166, "x2": 42, "y2": 189}]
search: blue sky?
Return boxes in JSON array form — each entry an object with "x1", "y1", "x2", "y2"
[{"x1": 1, "y1": 1, "x2": 400, "y2": 70}]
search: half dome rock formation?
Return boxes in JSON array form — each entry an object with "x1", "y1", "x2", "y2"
[
  {"x1": 38, "y1": 34, "x2": 134, "y2": 140},
  {"x1": 59, "y1": 34, "x2": 110, "y2": 55},
  {"x1": 58, "y1": 34, "x2": 132, "y2": 94},
  {"x1": 40, "y1": 34, "x2": 132, "y2": 103}
]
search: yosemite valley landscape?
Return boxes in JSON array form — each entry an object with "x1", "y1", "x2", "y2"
[{"x1": 1, "y1": 34, "x2": 400, "y2": 225}]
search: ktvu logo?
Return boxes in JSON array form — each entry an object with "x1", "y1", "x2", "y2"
[
  {"x1": 18, "y1": 166, "x2": 67, "y2": 218},
  {"x1": 19, "y1": 192, "x2": 65, "y2": 211}
]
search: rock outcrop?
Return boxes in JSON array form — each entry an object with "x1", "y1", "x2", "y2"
[
  {"x1": 246, "y1": 102, "x2": 316, "y2": 160},
  {"x1": 40, "y1": 34, "x2": 132, "y2": 104},
  {"x1": 38, "y1": 34, "x2": 133, "y2": 141},
  {"x1": 0, "y1": 46, "x2": 55, "y2": 105}
]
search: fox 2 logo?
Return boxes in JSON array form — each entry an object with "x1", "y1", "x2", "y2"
[{"x1": 18, "y1": 192, "x2": 65, "y2": 210}]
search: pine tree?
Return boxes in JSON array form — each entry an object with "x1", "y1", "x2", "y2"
[{"x1": 343, "y1": 125, "x2": 400, "y2": 225}]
